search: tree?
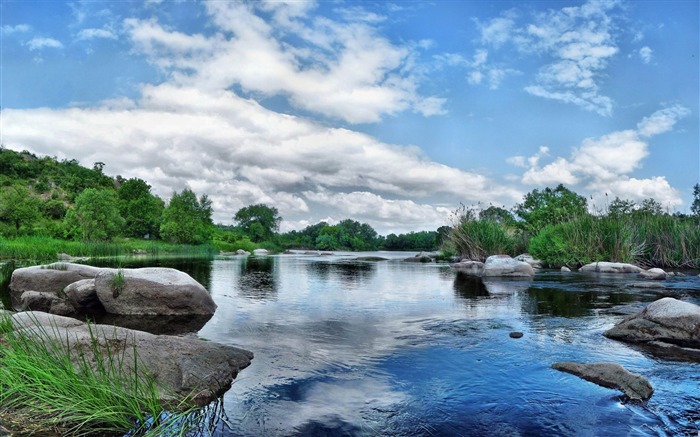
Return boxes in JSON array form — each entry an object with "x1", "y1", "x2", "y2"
[
  {"x1": 607, "y1": 197, "x2": 636, "y2": 216},
  {"x1": 514, "y1": 184, "x2": 588, "y2": 233},
  {"x1": 233, "y1": 204, "x2": 281, "y2": 242},
  {"x1": 74, "y1": 188, "x2": 125, "y2": 241},
  {"x1": 118, "y1": 178, "x2": 164, "y2": 238},
  {"x1": 0, "y1": 186, "x2": 41, "y2": 235},
  {"x1": 479, "y1": 206, "x2": 515, "y2": 225},
  {"x1": 160, "y1": 188, "x2": 213, "y2": 244},
  {"x1": 691, "y1": 183, "x2": 700, "y2": 217},
  {"x1": 637, "y1": 198, "x2": 664, "y2": 216}
]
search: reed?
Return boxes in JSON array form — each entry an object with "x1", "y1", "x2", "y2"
[
  {"x1": 448, "y1": 212, "x2": 524, "y2": 261},
  {"x1": 0, "y1": 312, "x2": 208, "y2": 436}
]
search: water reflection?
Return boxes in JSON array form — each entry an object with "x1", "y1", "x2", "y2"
[
  {"x1": 305, "y1": 261, "x2": 376, "y2": 289},
  {"x1": 238, "y1": 256, "x2": 278, "y2": 300},
  {"x1": 452, "y1": 273, "x2": 488, "y2": 299}
]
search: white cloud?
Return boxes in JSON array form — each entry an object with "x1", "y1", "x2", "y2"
[
  {"x1": 639, "y1": 46, "x2": 652, "y2": 64},
  {"x1": 124, "y1": 1, "x2": 444, "y2": 124},
  {"x1": 77, "y1": 27, "x2": 117, "y2": 40},
  {"x1": 515, "y1": 106, "x2": 688, "y2": 206},
  {"x1": 2, "y1": 83, "x2": 518, "y2": 232},
  {"x1": 27, "y1": 37, "x2": 64, "y2": 50},
  {"x1": 1, "y1": 24, "x2": 31, "y2": 34},
  {"x1": 477, "y1": 0, "x2": 621, "y2": 115}
]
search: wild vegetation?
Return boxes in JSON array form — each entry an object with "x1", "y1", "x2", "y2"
[{"x1": 447, "y1": 184, "x2": 700, "y2": 269}]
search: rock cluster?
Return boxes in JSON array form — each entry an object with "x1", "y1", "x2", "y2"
[
  {"x1": 10, "y1": 263, "x2": 217, "y2": 319},
  {"x1": 451, "y1": 255, "x2": 534, "y2": 278},
  {"x1": 7, "y1": 311, "x2": 252, "y2": 407}
]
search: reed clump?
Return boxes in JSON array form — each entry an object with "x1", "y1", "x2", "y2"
[{"x1": 0, "y1": 312, "x2": 212, "y2": 436}]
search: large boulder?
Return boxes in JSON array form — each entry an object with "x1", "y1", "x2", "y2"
[
  {"x1": 95, "y1": 268, "x2": 217, "y2": 316},
  {"x1": 450, "y1": 260, "x2": 484, "y2": 276},
  {"x1": 579, "y1": 262, "x2": 643, "y2": 274},
  {"x1": 552, "y1": 362, "x2": 653, "y2": 401},
  {"x1": 482, "y1": 255, "x2": 534, "y2": 277},
  {"x1": 9, "y1": 263, "x2": 105, "y2": 301},
  {"x1": 604, "y1": 298, "x2": 700, "y2": 352},
  {"x1": 8, "y1": 311, "x2": 252, "y2": 406}
]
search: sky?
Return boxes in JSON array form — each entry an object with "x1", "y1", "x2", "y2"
[{"x1": 0, "y1": 0, "x2": 698, "y2": 235}]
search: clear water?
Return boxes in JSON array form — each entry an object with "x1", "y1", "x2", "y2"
[{"x1": 2, "y1": 253, "x2": 700, "y2": 436}]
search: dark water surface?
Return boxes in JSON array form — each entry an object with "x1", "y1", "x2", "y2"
[{"x1": 2, "y1": 253, "x2": 700, "y2": 436}]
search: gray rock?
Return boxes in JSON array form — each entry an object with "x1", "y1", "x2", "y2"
[
  {"x1": 552, "y1": 361, "x2": 653, "y2": 400},
  {"x1": 604, "y1": 298, "x2": 700, "y2": 359},
  {"x1": 450, "y1": 260, "x2": 484, "y2": 276},
  {"x1": 628, "y1": 281, "x2": 668, "y2": 289},
  {"x1": 9, "y1": 311, "x2": 252, "y2": 407},
  {"x1": 64, "y1": 279, "x2": 100, "y2": 310},
  {"x1": 19, "y1": 291, "x2": 59, "y2": 312},
  {"x1": 9, "y1": 263, "x2": 105, "y2": 301},
  {"x1": 482, "y1": 255, "x2": 534, "y2": 277},
  {"x1": 252, "y1": 248, "x2": 269, "y2": 256},
  {"x1": 579, "y1": 262, "x2": 643, "y2": 274},
  {"x1": 404, "y1": 255, "x2": 432, "y2": 263},
  {"x1": 236, "y1": 249, "x2": 251, "y2": 256},
  {"x1": 49, "y1": 299, "x2": 78, "y2": 316},
  {"x1": 515, "y1": 253, "x2": 543, "y2": 269},
  {"x1": 95, "y1": 268, "x2": 217, "y2": 316},
  {"x1": 561, "y1": 266, "x2": 571, "y2": 272},
  {"x1": 639, "y1": 268, "x2": 667, "y2": 280}
]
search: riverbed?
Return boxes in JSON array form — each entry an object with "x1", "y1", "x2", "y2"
[{"x1": 2, "y1": 252, "x2": 699, "y2": 436}]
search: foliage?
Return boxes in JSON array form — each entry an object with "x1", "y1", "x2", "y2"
[
  {"x1": 382, "y1": 231, "x2": 439, "y2": 251},
  {"x1": 448, "y1": 204, "x2": 524, "y2": 261},
  {"x1": 74, "y1": 188, "x2": 125, "y2": 241},
  {"x1": 233, "y1": 204, "x2": 281, "y2": 243},
  {"x1": 479, "y1": 205, "x2": 515, "y2": 225},
  {"x1": 160, "y1": 189, "x2": 213, "y2": 245},
  {"x1": 692, "y1": 183, "x2": 700, "y2": 217},
  {"x1": 514, "y1": 184, "x2": 588, "y2": 233},
  {"x1": 118, "y1": 178, "x2": 165, "y2": 239},
  {"x1": 0, "y1": 186, "x2": 41, "y2": 235},
  {"x1": 607, "y1": 196, "x2": 636, "y2": 217}
]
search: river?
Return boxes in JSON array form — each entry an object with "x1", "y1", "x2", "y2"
[{"x1": 1, "y1": 252, "x2": 699, "y2": 436}]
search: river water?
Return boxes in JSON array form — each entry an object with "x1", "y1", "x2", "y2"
[{"x1": 2, "y1": 252, "x2": 699, "y2": 436}]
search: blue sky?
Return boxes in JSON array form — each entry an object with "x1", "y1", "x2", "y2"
[{"x1": 1, "y1": 0, "x2": 698, "y2": 234}]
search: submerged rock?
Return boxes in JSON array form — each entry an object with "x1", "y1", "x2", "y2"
[
  {"x1": 482, "y1": 255, "x2": 534, "y2": 277},
  {"x1": 579, "y1": 262, "x2": 643, "y2": 274},
  {"x1": 354, "y1": 256, "x2": 389, "y2": 262},
  {"x1": 8, "y1": 311, "x2": 252, "y2": 407},
  {"x1": 604, "y1": 298, "x2": 700, "y2": 361},
  {"x1": 552, "y1": 361, "x2": 653, "y2": 401}
]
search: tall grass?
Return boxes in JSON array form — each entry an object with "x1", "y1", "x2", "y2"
[
  {"x1": 528, "y1": 214, "x2": 700, "y2": 268},
  {"x1": 0, "y1": 236, "x2": 217, "y2": 261},
  {"x1": 0, "y1": 312, "x2": 209, "y2": 436},
  {"x1": 448, "y1": 207, "x2": 525, "y2": 261}
]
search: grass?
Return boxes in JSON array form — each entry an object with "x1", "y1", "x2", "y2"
[
  {"x1": 110, "y1": 269, "x2": 125, "y2": 298},
  {"x1": 0, "y1": 312, "x2": 212, "y2": 436},
  {"x1": 448, "y1": 215, "x2": 525, "y2": 261},
  {"x1": 0, "y1": 236, "x2": 218, "y2": 262}
]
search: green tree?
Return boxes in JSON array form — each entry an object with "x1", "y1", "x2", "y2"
[
  {"x1": 233, "y1": 204, "x2": 281, "y2": 242},
  {"x1": 607, "y1": 197, "x2": 636, "y2": 216},
  {"x1": 515, "y1": 184, "x2": 588, "y2": 233},
  {"x1": 692, "y1": 183, "x2": 700, "y2": 217},
  {"x1": 0, "y1": 186, "x2": 41, "y2": 235},
  {"x1": 160, "y1": 188, "x2": 213, "y2": 244},
  {"x1": 117, "y1": 178, "x2": 164, "y2": 238},
  {"x1": 637, "y1": 198, "x2": 664, "y2": 216},
  {"x1": 479, "y1": 206, "x2": 515, "y2": 225},
  {"x1": 74, "y1": 188, "x2": 125, "y2": 241}
]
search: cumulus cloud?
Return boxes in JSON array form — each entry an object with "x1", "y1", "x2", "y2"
[
  {"x1": 2, "y1": 80, "x2": 518, "y2": 232},
  {"x1": 476, "y1": 0, "x2": 621, "y2": 115},
  {"x1": 513, "y1": 105, "x2": 689, "y2": 207},
  {"x1": 26, "y1": 37, "x2": 64, "y2": 50},
  {"x1": 124, "y1": 1, "x2": 444, "y2": 124},
  {"x1": 639, "y1": 46, "x2": 652, "y2": 64}
]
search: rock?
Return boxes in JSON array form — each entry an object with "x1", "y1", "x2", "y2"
[
  {"x1": 64, "y1": 279, "x2": 100, "y2": 310},
  {"x1": 579, "y1": 262, "x2": 643, "y2": 274},
  {"x1": 320, "y1": 252, "x2": 334, "y2": 256},
  {"x1": 354, "y1": 256, "x2": 389, "y2": 262},
  {"x1": 49, "y1": 299, "x2": 78, "y2": 316},
  {"x1": 515, "y1": 253, "x2": 543, "y2": 269},
  {"x1": 552, "y1": 362, "x2": 653, "y2": 401},
  {"x1": 482, "y1": 255, "x2": 534, "y2": 277},
  {"x1": 303, "y1": 251, "x2": 320, "y2": 255},
  {"x1": 8, "y1": 311, "x2": 253, "y2": 407},
  {"x1": 95, "y1": 268, "x2": 217, "y2": 316},
  {"x1": 57, "y1": 253, "x2": 87, "y2": 261},
  {"x1": 604, "y1": 298, "x2": 700, "y2": 359},
  {"x1": 236, "y1": 249, "x2": 251, "y2": 256},
  {"x1": 627, "y1": 281, "x2": 668, "y2": 289},
  {"x1": 639, "y1": 268, "x2": 667, "y2": 280},
  {"x1": 19, "y1": 291, "x2": 59, "y2": 312},
  {"x1": 561, "y1": 266, "x2": 571, "y2": 272},
  {"x1": 450, "y1": 260, "x2": 484, "y2": 276},
  {"x1": 9, "y1": 263, "x2": 105, "y2": 302},
  {"x1": 404, "y1": 255, "x2": 432, "y2": 263},
  {"x1": 509, "y1": 331, "x2": 524, "y2": 339},
  {"x1": 132, "y1": 249, "x2": 148, "y2": 255},
  {"x1": 252, "y1": 249, "x2": 269, "y2": 256}
]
